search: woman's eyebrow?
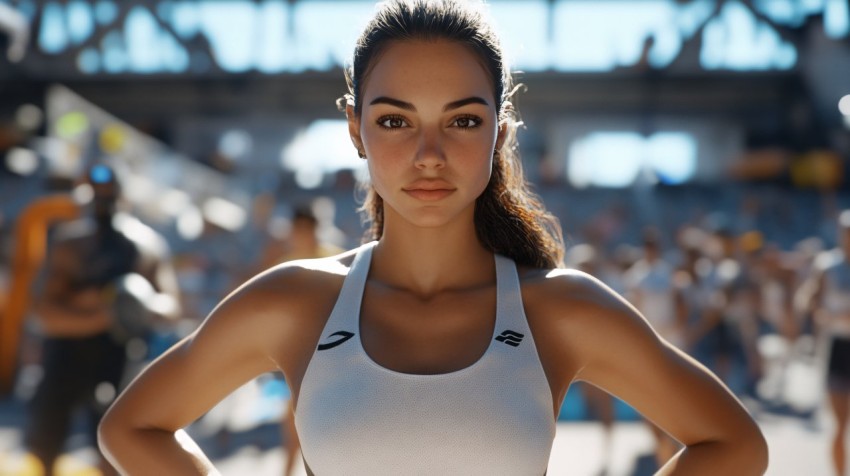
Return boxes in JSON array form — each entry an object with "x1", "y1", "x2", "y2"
[
  {"x1": 443, "y1": 96, "x2": 490, "y2": 111},
  {"x1": 369, "y1": 96, "x2": 415, "y2": 110},
  {"x1": 368, "y1": 96, "x2": 491, "y2": 111}
]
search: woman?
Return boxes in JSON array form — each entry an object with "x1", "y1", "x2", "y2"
[
  {"x1": 98, "y1": 1, "x2": 768, "y2": 474},
  {"x1": 803, "y1": 210, "x2": 850, "y2": 476}
]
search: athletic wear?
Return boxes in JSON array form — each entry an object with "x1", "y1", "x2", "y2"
[
  {"x1": 295, "y1": 241, "x2": 555, "y2": 475},
  {"x1": 828, "y1": 336, "x2": 850, "y2": 392}
]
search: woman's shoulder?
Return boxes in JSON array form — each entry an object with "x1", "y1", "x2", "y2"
[
  {"x1": 519, "y1": 266, "x2": 646, "y2": 383},
  {"x1": 520, "y1": 266, "x2": 643, "y2": 338},
  {"x1": 241, "y1": 247, "x2": 359, "y2": 299},
  {"x1": 190, "y1": 248, "x2": 362, "y2": 362},
  {"x1": 209, "y1": 248, "x2": 361, "y2": 327},
  {"x1": 521, "y1": 265, "x2": 669, "y2": 378},
  {"x1": 520, "y1": 266, "x2": 625, "y2": 310}
]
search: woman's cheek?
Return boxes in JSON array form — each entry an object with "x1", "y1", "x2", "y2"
[{"x1": 366, "y1": 160, "x2": 392, "y2": 198}]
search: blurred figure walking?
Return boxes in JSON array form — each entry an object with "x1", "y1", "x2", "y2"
[
  {"x1": 802, "y1": 210, "x2": 850, "y2": 476},
  {"x1": 23, "y1": 163, "x2": 180, "y2": 476}
]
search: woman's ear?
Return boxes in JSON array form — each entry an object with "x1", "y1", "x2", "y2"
[{"x1": 346, "y1": 104, "x2": 364, "y2": 157}]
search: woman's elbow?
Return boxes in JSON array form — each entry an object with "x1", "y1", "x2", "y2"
[
  {"x1": 735, "y1": 421, "x2": 770, "y2": 474},
  {"x1": 752, "y1": 428, "x2": 770, "y2": 474},
  {"x1": 97, "y1": 406, "x2": 124, "y2": 459}
]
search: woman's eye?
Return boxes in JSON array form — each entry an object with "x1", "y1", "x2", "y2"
[
  {"x1": 453, "y1": 116, "x2": 481, "y2": 129},
  {"x1": 377, "y1": 116, "x2": 407, "y2": 129}
]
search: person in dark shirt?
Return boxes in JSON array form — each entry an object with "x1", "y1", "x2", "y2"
[{"x1": 25, "y1": 163, "x2": 180, "y2": 476}]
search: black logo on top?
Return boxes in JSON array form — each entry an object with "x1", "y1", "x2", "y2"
[
  {"x1": 317, "y1": 331, "x2": 355, "y2": 351},
  {"x1": 495, "y1": 330, "x2": 524, "y2": 347}
]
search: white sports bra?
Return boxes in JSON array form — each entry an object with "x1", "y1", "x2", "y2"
[{"x1": 294, "y1": 241, "x2": 556, "y2": 475}]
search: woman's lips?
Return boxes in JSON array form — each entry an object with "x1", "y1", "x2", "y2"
[
  {"x1": 403, "y1": 179, "x2": 455, "y2": 201},
  {"x1": 403, "y1": 188, "x2": 455, "y2": 201}
]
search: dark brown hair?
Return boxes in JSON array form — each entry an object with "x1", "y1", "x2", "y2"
[{"x1": 342, "y1": 0, "x2": 564, "y2": 268}]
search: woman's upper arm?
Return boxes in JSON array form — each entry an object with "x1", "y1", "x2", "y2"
[
  {"x1": 104, "y1": 273, "x2": 288, "y2": 432},
  {"x1": 549, "y1": 272, "x2": 763, "y2": 448}
]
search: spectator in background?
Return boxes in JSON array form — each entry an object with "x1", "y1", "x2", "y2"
[
  {"x1": 800, "y1": 210, "x2": 850, "y2": 476},
  {"x1": 755, "y1": 242, "x2": 797, "y2": 341},
  {"x1": 249, "y1": 198, "x2": 347, "y2": 278},
  {"x1": 626, "y1": 227, "x2": 687, "y2": 350},
  {"x1": 689, "y1": 220, "x2": 762, "y2": 395},
  {"x1": 280, "y1": 201, "x2": 345, "y2": 262},
  {"x1": 722, "y1": 228, "x2": 764, "y2": 396},
  {"x1": 1, "y1": 191, "x2": 81, "y2": 396},
  {"x1": 674, "y1": 227, "x2": 713, "y2": 359},
  {"x1": 24, "y1": 163, "x2": 180, "y2": 476}
]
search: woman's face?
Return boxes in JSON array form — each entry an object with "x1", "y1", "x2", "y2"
[{"x1": 349, "y1": 39, "x2": 504, "y2": 230}]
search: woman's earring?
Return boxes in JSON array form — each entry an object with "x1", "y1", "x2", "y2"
[{"x1": 358, "y1": 150, "x2": 366, "y2": 159}]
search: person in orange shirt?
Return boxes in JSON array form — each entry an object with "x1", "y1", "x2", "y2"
[{"x1": 1, "y1": 194, "x2": 79, "y2": 396}]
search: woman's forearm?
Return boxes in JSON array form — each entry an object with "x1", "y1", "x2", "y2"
[{"x1": 98, "y1": 423, "x2": 219, "y2": 475}]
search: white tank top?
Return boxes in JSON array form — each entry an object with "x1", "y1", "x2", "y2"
[{"x1": 295, "y1": 241, "x2": 556, "y2": 475}]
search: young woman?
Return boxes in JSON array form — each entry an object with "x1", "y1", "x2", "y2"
[
  {"x1": 98, "y1": 1, "x2": 768, "y2": 474},
  {"x1": 804, "y1": 210, "x2": 850, "y2": 476}
]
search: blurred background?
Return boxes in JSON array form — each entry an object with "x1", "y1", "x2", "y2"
[{"x1": 1, "y1": 0, "x2": 849, "y2": 474}]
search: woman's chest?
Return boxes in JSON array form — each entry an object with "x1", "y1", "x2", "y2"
[{"x1": 358, "y1": 285, "x2": 498, "y2": 375}]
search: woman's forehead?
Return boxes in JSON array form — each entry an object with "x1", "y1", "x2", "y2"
[{"x1": 361, "y1": 39, "x2": 496, "y2": 106}]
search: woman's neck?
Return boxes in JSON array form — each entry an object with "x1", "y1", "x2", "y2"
[{"x1": 370, "y1": 214, "x2": 495, "y2": 299}]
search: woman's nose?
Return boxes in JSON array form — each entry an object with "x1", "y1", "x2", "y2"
[{"x1": 413, "y1": 131, "x2": 446, "y2": 169}]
